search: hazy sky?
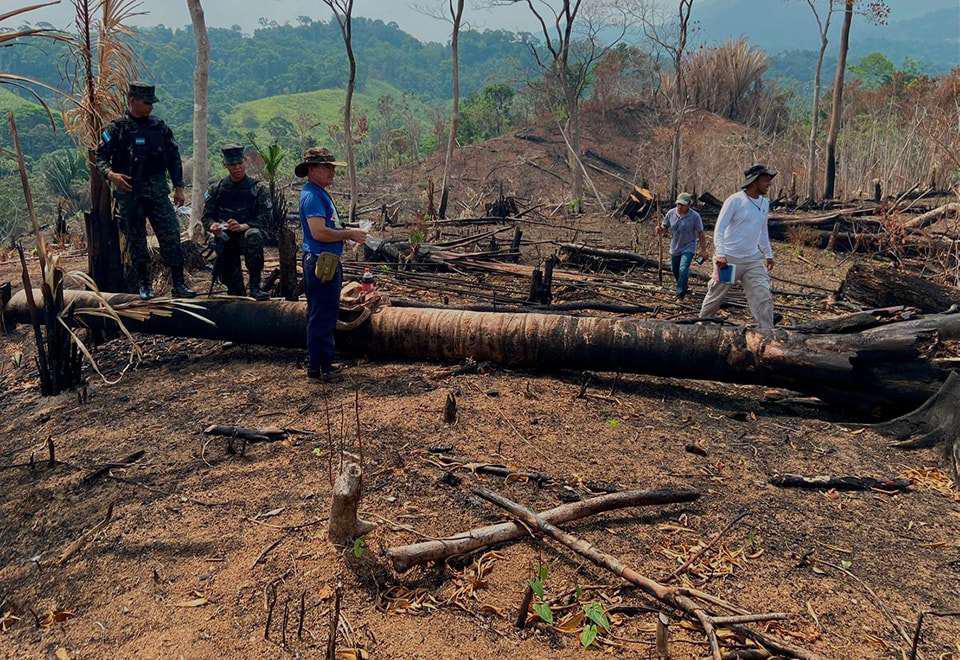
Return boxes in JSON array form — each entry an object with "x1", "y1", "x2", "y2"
[
  {"x1": 3, "y1": 0, "x2": 944, "y2": 44},
  {"x1": 4, "y1": 0, "x2": 545, "y2": 43}
]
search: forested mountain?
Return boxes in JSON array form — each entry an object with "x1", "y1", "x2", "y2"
[{"x1": 0, "y1": 17, "x2": 532, "y2": 139}]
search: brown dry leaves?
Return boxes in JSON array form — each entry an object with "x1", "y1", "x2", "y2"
[
  {"x1": 902, "y1": 467, "x2": 960, "y2": 503},
  {"x1": 380, "y1": 551, "x2": 506, "y2": 619}
]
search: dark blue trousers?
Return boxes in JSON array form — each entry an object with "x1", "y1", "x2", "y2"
[
  {"x1": 671, "y1": 251, "x2": 694, "y2": 297},
  {"x1": 303, "y1": 253, "x2": 342, "y2": 373}
]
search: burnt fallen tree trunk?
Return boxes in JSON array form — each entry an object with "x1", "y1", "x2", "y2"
[
  {"x1": 2, "y1": 288, "x2": 955, "y2": 409},
  {"x1": 840, "y1": 262, "x2": 960, "y2": 313}
]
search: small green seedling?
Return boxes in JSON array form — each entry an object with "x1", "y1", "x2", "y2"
[{"x1": 580, "y1": 602, "x2": 611, "y2": 649}]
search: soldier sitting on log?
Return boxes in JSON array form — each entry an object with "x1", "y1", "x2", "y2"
[{"x1": 202, "y1": 144, "x2": 272, "y2": 300}]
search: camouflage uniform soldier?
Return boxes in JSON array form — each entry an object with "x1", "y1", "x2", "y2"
[
  {"x1": 95, "y1": 81, "x2": 197, "y2": 300},
  {"x1": 202, "y1": 144, "x2": 272, "y2": 300}
]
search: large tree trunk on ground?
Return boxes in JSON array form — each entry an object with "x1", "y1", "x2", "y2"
[
  {"x1": 840, "y1": 262, "x2": 960, "y2": 313},
  {"x1": 823, "y1": 0, "x2": 853, "y2": 200},
  {"x1": 903, "y1": 203, "x2": 960, "y2": 230},
  {"x1": 186, "y1": 0, "x2": 210, "y2": 241},
  {"x1": 3, "y1": 289, "x2": 954, "y2": 410}
]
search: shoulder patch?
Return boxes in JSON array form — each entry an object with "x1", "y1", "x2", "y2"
[{"x1": 101, "y1": 129, "x2": 111, "y2": 142}]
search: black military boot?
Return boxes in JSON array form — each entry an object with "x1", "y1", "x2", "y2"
[
  {"x1": 248, "y1": 268, "x2": 269, "y2": 301},
  {"x1": 170, "y1": 265, "x2": 197, "y2": 299},
  {"x1": 137, "y1": 264, "x2": 155, "y2": 301}
]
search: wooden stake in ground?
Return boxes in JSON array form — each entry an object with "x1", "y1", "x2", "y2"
[
  {"x1": 328, "y1": 461, "x2": 375, "y2": 546},
  {"x1": 472, "y1": 488, "x2": 822, "y2": 660},
  {"x1": 325, "y1": 581, "x2": 342, "y2": 660}
]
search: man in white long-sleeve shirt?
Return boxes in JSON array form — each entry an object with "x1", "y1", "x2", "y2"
[{"x1": 699, "y1": 164, "x2": 777, "y2": 330}]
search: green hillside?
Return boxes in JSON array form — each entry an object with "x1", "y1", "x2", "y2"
[
  {"x1": 0, "y1": 85, "x2": 42, "y2": 114},
  {"x1": 224, "y1": 79, "x2": 430, "y2": 146}
]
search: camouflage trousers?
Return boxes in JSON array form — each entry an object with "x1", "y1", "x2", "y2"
[
  {"x1": 114, "y1": 176, "x2": 184, "y2": 271},
  {"x1": 214, "y1": 227, "x2": 266, "y2": 295}
]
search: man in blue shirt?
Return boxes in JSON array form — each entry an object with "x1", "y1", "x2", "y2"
[
  {"x1": 296, "y1": 147, "x2": 367, "y2": 382},
  {"x1": 656, "y1": 192, "x2": 707, "y2": 299}
]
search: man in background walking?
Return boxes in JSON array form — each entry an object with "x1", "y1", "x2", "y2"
[
  {"x1": 657, "y1": 192, "x2": 707, "y2": 300},
  {"x1": 699, "y1": 164, "x2": 777, "y2": 330}
]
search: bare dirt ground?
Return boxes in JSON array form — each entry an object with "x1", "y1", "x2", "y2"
[{"x1": 2, "y1": 201, "x2": 959, "y2": 660}]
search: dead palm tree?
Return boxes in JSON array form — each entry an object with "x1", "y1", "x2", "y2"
[{"x1": 61, "y1": 0, "x2": 142, "y2": 292}]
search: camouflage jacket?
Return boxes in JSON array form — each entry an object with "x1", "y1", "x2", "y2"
[
  {"x1": 201, "y1": 175, "x2": 272, "y2": 232},
  {"x1": 95, "y1": 113, "x2": 184, "y2": 189}
]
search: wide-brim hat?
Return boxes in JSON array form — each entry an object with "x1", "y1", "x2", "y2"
[
  {"x1": 295, "y1": 147, "x2": 347, "y2": 178},
  {"x1": 128, "y1": 80, "x2": 158, "y2": 104},
  {"x1": 742, "y1": 164, "x2": 778, "y2": 188}
]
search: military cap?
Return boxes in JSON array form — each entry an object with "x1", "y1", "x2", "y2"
[
  {"x1": 221, "y1": 144, "x2": 246, "y2": 165},
  {"x1": 128, "y1": 81, "x2": 158, "y2": 104},
  {"x1": 295, "y1": 147, "x2": 347, "y2": 178}
]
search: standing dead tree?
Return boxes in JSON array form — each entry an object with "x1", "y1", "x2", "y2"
[
  {"x1": 63, "y1": 0, "x2": 143, "y2": 292},
  {"x1": 823, "y1": 0, "x2": 851, "y2": 200},
  {"x1": 495, "y1": 0, "x2": 626, "y2": 211},
  {"x1": 823, "y1": 0, "x2": 889, "y2": 199},
  {"x1": 798, "y1": 0, "x2": 835, "y2": 203},
  {"x1": 440, "y1": 0, "x2": 465, "y2": 219},
  {"x1": 628, "y1": 0, "x2": 694, "y2": 203},
  {"x1": 186, "y1": 0, "x2": 209, "y2": 241},
  {"x1": 320, "y1": 0, "x2": 359, "y2": 222}
]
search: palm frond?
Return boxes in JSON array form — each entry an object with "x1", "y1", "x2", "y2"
[
  {"x1": 63, "y1": 0, "x2": 143, "y2": 148},
  {"x1": 0, "y1": 1, "x2": 61, "y2": 24}
]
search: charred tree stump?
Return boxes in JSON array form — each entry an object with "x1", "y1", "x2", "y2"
[
  {"x1": 541, "y1": 255, "x2": 556, "y2": 305},
  {"x1": 278, "y1": 226, "x2": 298, "y2": 301},
  {"x1": 527, "y1": 265, "x2": 544, "y2": 304},
  {"x1": 869, "y1": 372, "x2": 960, "y2": 483},
  {"x1": 840, "y1": 262, "x2": 960, "y2": 313},
  {"x1": 509, "y1": 227, "x2": 523, "y2": 262},
  {"x1": 443, "y1": 390, "x2": 457, "y2": 424},
  {"x1": 328, "y1": 461, "x2": 375, "y2": 546}
]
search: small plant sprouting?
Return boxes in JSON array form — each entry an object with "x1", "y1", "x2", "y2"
[
  {"x1": 580, "y1": 601, "x2": 611, "y2": 649},
  {"x1": 528, "y1": 563, "x2": 554, "y2": 625},
  {"x1": 607, "y1": 418, "x2": 621, "y2": 431},
  {"x1": 352, "y1": 537, "x2": 365, "y2": 559}
]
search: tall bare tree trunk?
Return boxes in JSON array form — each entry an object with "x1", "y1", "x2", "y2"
[
  {"x1": 438, "y1": 0, "x2": 465, "y2": 220},
  {"x1": 77, "y1": 0, "x2": 124, "y2": 292},
  {"x1": 567, "y1": 97, "x2": 584, "y2": 208},
  {"x1": 805, "y1": 36, "x2": 827, "y2": 202},
  {"x1": 824, "y1": 0, "x2": 853, "y2": 200},
  {"x1": 669, "y1": 118, "x2": 681, "y2": 203},
  {"x1": 186, "y1": 0, "x2": 209, "y2": 240},
  {"x1": 342, "y1": 7, "x2": 358, "y2": 222}
]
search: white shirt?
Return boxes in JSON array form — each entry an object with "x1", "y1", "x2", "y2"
[{"x1": 713, "y1": 190, "x2": 773, "y2": 260}]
